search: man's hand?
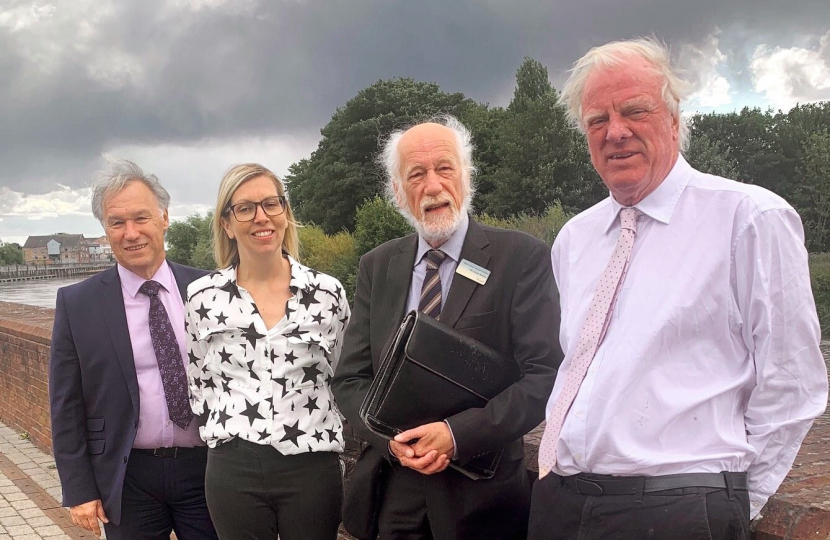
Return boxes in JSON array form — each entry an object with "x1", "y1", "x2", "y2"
[
  {"x1": 69, "y1": 499, "x2": 108, "y2": 536},
  {"x1": 391, "y1": 422, "x2": 455, "y2": 475}
]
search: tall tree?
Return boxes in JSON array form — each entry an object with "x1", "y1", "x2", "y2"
[
  {"x1": 285, "y1": 78, "x2": 487, "y2": 234},
  {"x1": 685, "y1": 132, "x2": 740, "y2": 179},
  {"x1": 477, "y1": 57, "x2": 605, "y2": 217}
]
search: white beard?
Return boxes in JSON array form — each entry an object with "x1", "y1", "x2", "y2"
[{"x1": 413, "y1": 198, "x2": 464, "y2": 247}]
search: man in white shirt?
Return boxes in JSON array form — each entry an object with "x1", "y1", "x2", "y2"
[{"x1": 529, "y1": 38, "x2": 828, "y2": 540}]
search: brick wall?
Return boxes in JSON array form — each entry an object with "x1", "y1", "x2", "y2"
[{"x1": 0, "y1": 302, "x2": 54, "y2": 454}]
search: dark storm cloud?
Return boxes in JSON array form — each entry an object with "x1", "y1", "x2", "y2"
[{"x1": 1, "y1": 0, "x2": 829, "y2": 194}]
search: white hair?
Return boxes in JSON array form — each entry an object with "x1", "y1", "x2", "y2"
[
  {"x1": 91, "y1": 155, "x2": 170, "y2": 224},
  {"x1": 559, "y1": 37, "x2": 692, "y2": 152},
  {"x1": 379, "y1": 114, "x2": 477, "y2": 226}
]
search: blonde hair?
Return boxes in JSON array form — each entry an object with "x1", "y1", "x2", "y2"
[
  {"x1": 559, "y1": 37, "x2": 692, "y2": 152},
  {"x1": 212, "y1": 163, "x2": 300, "y2": 268}
]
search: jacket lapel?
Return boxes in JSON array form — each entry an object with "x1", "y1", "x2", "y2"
[
  {"x1": 168, "y1": 261, "x2": 190, "y2": 304},
  {"x1": 440, "y1": 219, "x2": 490, "y2": 328},
  {"x1": 375, "y1": 236, "x2": 417, "y2": 366},
  {"x1": 99, "y1": 267, "x2": 140, "y2": 418}
]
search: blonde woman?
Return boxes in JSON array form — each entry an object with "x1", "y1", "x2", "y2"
[{"x1": 185, "y1": 164, "x2": 349, "y2": 540}]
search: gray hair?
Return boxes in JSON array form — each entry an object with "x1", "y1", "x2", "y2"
[
  {"x1": 91, "y1": 156, "x2": 170, "y2": 224},
  {"x1": 559, "y1": 37, "x2": 692, "y2": 152},
  {"x1": 379, "y1": 114, "x2": 477, "y2": 222}
]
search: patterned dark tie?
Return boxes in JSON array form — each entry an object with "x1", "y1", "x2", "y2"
[
  {"x1": 139, "y1": 280, "x2": 193, "y2": 430},
  {"x1": 418, "y1": 249, "x2": 447, "y2": 319}
]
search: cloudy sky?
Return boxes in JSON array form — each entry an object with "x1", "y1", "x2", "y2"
[{"x1": 1, "y1": 0, "x2": 829, "y2": 245}]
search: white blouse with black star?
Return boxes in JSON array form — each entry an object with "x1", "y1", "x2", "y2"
[{"x1": 185, "y1": 256, "x2": 350, "y2": 454}]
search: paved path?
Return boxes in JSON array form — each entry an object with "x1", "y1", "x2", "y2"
[{"x1": 0, "y1": 423, "x2": 98, "y2": 540}]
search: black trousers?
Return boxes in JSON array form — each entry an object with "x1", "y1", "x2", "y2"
[
  {"x1": 528, "y1": 472, "x2": 751, "y2": 540},
  {"x1": 205, "y1": 439, "x2": 342, "y2": 540},
  {"x1": 104, "y1": 447, "x2": 217, "y2": 540},
  {"x1": 379, "y1": 458, "x2": 531, "y2": 540}
]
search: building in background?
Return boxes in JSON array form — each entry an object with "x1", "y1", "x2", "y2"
[{"x1": 23, "y1": 234, "x2": 91, "y2": 265}]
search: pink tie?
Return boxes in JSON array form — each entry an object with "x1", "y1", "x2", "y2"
[{"x1": 538, "y1": 207, "x2": 638, "y2": 478}]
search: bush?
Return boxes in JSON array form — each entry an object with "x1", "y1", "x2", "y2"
[
  {"x1": 810, "y1": 254, "x2": 830, "y2": 338},
  {"x1": 298, "y1": 225, "x2": 358, "y2": 301},
  {"x1": 353, "y1": 197, "x2": 413, "y2": 257},
  {"x1": 477, "y1": 203, "x2": 572, "y2": 246}
]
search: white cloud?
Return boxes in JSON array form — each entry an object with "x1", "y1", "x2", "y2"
[
  {"x1": 0, "y1": 185, "x2": 91, "y2": 218},
  {"x1": 680, "y1": 33, "x2": 733, "y2": 110},
  {"x1": 750, "y1": 30, "x2": 830, "y2": 110},
  {"x1": 0, "y1": 3, "x2": 55, "y2": 32}
]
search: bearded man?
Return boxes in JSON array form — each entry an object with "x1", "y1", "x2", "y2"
[{"x1": 332, "y1": 115, "x2": 563, "y2": 540}]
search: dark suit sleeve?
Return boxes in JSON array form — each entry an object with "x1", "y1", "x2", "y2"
[
  {"x1": 49, "y1": 288, "x2": 101, "y2": 507},
  {"x1": 447, "y1": 240, "x2": 562, "y2": 464},
  {"x1": 332, "y1": 255, "x2": 392, "y2": 460}
]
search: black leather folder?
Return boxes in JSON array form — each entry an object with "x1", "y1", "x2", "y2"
[{"x1": 360, "y1": 310, "x2": 520, "y2": 479}]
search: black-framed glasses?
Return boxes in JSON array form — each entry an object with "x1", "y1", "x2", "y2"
[{"x1": 225, "y1": 196, "x2": 287, "y2": 222}]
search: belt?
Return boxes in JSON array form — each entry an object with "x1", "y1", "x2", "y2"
[
  {"x1": 132, "y1": 447, "x2": 202, "y2": 458},
  {"x1": 559, "y1": 472, "x2": 748, "y2": 496}
]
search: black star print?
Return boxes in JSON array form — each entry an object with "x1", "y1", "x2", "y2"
[
  {"x1": 286, "y1": 304, "x2": 295, "y2": 318},
  {"x1": 241, "y1": 399, "x2": 265, "y2": 426},
  {"x1": 309, "y1": 269, "x2": 319, "y2": 278},
  {"x1": 311, "y1": 430, "x2": 324, "y2": 443},
  {"x1": 241, "y1": 323, "x2": 264, "y2": 348},
  {"x1": 246, "y1": 359, "x2": 260, "y2": 381},
  {"x1": 257, "y1": 428, "x2": 269, "y2": 441},
  {"x1": 218, "y1": 348, "x2": 232, "y2": 364},
  {"x1": 301, "y1": 363, "x2": 322, "y2": 384},
  {"x1": 325, "y1": 428, "x2": 338, "y2": 443},
  {"x1": 251, "y1": 304, "x2": 260, "y2": 316},
  {"x1": 334, "y1": 284, "x2": 342, "y2": 298},
  {"x1": 273, "y1": 376, "x2": 289, "y2": 397},
  {"x1": 221, "y1": 379, "x2": 232, "y2": 393},
  {"x1": 203, "y1": 377, "x2": 217, "y2": 391},
  {"x1": 298, "y1": 288, "x2": 319, "y2": 310},
  {"x1": 195, "y1": 303, "x2": 210, "y2": 321},
  {"x1": 216, "y1": 406, "x2": 232, "y2": 429},
  {"x1": 188, "y1": 351, "x2": 200, "y2": 365},
  {"x1": 286, "y1": 327, "x2": 308, "y2": 340},
  {"x1": 280, "y1": 421, "x2": 306, "y2": 447},
  {"x1": 339, "y1": 314, "x2": 349, "y2": 326},
  {"x1": 303, "y1": 396, "x2": 320, "y2": 414},
  {"x1": 328, "y1": 304, "x2": 339, "y2": 317},
  {"x1": 219, "y1": 281, "x2": 243, "y2": 303},
  {"x1": 214, "y1": 312, "x2": 228, "y2": 325},
  {"x1": 284, "y1": 350, "x2": 298, "y2": 364},
  {"x1": 311, "y1": 311, "x2": 324, "y2": 325},
  {"x1": 192, "y1": 377, "x2": 202, "y2": 389}
]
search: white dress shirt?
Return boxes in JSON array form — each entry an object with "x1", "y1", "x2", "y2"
[
  {"x1": 549, "y1": 155, "x2": 827, "y2": 518},
  {"x1": 186, "y1": 256, "x2": 350, "y2": 455}
]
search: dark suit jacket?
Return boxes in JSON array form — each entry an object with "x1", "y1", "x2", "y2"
[
  {"x1": 332, "y1": 218, "x2": 563, "y2": 537},
  {"x1": 48, "y1": 261, "x2": 207, "y2": 525}
]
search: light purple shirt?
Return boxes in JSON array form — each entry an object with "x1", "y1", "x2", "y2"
[{"x1": 118, "y1": 260, "x2": 203, "y2": 449}]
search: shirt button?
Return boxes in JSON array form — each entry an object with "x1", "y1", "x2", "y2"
[
  {"x1": 574, "y1": 453, "x2": 583, "y2": 461},
  {"x1": 575, "y1": 411, "x2": 584, "y2": 419},
  {"x1": 123, "y1": 456, "x2": 128, "y2": 463}
]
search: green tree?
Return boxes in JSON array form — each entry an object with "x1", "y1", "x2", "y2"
[
  {"x1": 166, "y1": 212, "x2": 214, "y2": 268},
  {"x1": 685, "y1": 132, "x2": 740, "y2": 179},
  {"x1": 477, "y1": 58, "x2": 605, "y2": 217},
  {"x1": 0, "y1": 241, "x2": 24, "y2": 265},
  {"x1": 285, "y1": 78, "x2": 488, "y2": 234},
  {"x1": 795, "y1": 129, "x2": 830, "y2": 252},
  {"x1": 353, "y1": 197, "x2": 413, "y2": 258}
]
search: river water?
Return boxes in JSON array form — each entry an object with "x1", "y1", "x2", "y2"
[{"x1": 0, "y1": 277, "x2": 86, "y2": 308}]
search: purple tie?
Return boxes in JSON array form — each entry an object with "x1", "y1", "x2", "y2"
[
  {"x1": 538, "y1": 207, "x2": 638, "y2": 478},
  {"x1": 139, "y1": 280, "x2": 193, "y2": 430},
  {"x1": 419, "y1": 249, "x2": 447, "y2": 319}
]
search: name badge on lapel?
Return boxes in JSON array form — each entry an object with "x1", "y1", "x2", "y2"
[{"x1": 456, "y1": 259, "x2": 490, "y2": 285}]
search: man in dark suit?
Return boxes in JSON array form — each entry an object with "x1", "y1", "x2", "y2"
[
  {"x1": 332, "y1": 116, "x2": 563, "y2": 540},
  {"x1": 49, "y1": 158, "x2": 217, "y2": 540}
]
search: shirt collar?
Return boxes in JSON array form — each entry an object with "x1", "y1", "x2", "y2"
[
  {"x1": 118, "y1": 259, "x2": 175, "y2": 298},
  {"x1": 603, "y1": 154, "x2": 692, "y2": 234},
  {"x1": 414, "y1": 212, "x2": 469, "y2": 268},
  {"x1": 216, "y1": 253, "x2": 312, "y2": 294}
]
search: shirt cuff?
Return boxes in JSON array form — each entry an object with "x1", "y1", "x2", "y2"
[{"x1": 444, "y1": 420, "x2": 458, "y2": 460}]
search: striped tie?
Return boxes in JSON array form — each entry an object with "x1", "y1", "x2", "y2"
[{"x1": 418, "y1": 249, "x2": 447, "y2": 319}]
